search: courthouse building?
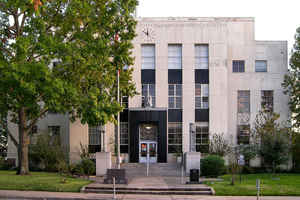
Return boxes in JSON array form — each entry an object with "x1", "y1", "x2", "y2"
[{"x1": 7, "y1": 17, "x2": 289, "y2": 164}]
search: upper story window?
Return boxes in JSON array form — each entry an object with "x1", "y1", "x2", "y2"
[
  {"x1": 238, "y1": 90, "x2": 250, "y2": 113},
  {"x1": 168, "y1": 44, "x2": 182, "y2": 69},
  {"x1": 142, "y1": 44, "x2": 155, "y2": 69},
  {"x1": 121, "y1": 96, "x2": 128, "y2": 109},
  {"x1": 142, "y1": 84, "x2": 155, "y2": 107},
  {"x1": 233, "y1": 60, "x2": 245, "y2": 73},
  {"x1": 261, "y1": 90, "x2": 273, "y2": 112},
  {"x1": 195, "y1": 44, "x2": 209, "y2": 69},
  {"x1": 195, "y1": 84, "x2": 209, "y2": 109},
  {"x1": 255, "y1": 60, "x2": 267, "y2": 72},
  {"x1": 168, "y1": 84, "x2": 182, "y2": 109}
]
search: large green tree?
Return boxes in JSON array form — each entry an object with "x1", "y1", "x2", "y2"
[
  {"x1": 282, "y1": 27, "x2": 300, "y2": 129},
  {"x1": 0, "y1": 0, "x2": 138, "y2": 175},
  {"x1": 252, "y1": 110, "x2": 291, "y2": 173}
]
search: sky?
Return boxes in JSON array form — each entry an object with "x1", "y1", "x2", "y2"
[{"x1": 137, "y1": 0, "x2": 300, "y2": 54}]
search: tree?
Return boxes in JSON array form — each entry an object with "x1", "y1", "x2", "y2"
[
  {"x1": 0, "y1": 0, "x2": 138, "y2": 175},
  {"x1": 282, "y1": 27, "x2": 300, "y2": 129},
  {"x1": 209, "y1": 133, "x2": 232, "y2": 157},
  {"x1": 252, "y1": 110, "x2": 291, "y2": 173},
  {"x1": 0, "y1": 118, "x2": 7, "y2": 156}
]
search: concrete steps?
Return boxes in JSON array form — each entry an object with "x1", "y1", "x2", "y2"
[
  {"x1": 121, "y1": 163, "x2": 183, "y2": 177},
  {"x1": 83, "y1": 186, "x2": 213, "y2": 195}
]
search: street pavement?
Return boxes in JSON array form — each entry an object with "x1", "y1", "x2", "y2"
[{"x1": 1, "y1": 190, "x2": 300, "y2": 200}]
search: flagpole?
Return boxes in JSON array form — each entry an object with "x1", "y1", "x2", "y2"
[{"x1": 117, "y1": 69, "x2": 121, "y2": 169}]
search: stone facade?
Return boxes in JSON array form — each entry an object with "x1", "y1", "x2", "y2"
[{"x1": 7, "y1": 17, "x2": 289, "y2": 164}]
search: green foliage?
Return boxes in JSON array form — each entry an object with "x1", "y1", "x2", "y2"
[
  {"x1": 291, "y1": 133, "x2": 300, "y2": 171},
  {"x1": 201, "y1": 155, "x2": 225, "y2": 177},
  {"x1": 282, "y1": 27, "x2": 300, "y2": 129},
  {"x1": 79, "y1": 143, "x2": 91, "y2": 160},
  {"x1": 0, "y1": 118, "x2": 7, "y2": 156},
  {"x1": 80, "y1": 159, "x2": 96, "y2": 176},
  {"x1": 235, "y1": 144, "x2": 258, "y2": 166},
  {"x1": 252, "y1": 110, "x2": 291, "y2": 173},
  {"x1": 0, "y1": 0, "x2": 138, "y2": 174},
  {"x1": 209, "y1": 133, "x2": 233, "y2": 157},
  {"x1": 71, "y1": 159, "x2": 95, "y2": 176},
  {"x1": 29, "y1": 134, "x2": 67, "y2": 172}
]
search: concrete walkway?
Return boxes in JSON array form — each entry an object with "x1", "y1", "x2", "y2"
[{"x1": 1, "y1": 190, "x2": 300, "y2": 200}]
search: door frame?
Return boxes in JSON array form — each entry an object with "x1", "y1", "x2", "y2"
[{"x1": 139, "y1": 140, "x2": 157, "y2": 163}]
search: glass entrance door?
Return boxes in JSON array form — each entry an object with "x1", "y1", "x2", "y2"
[{"x1": 139, "y1": 141, "x2": 157, "y2": 163}]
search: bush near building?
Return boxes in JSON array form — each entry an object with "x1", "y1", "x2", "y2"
[{"x1": 201, "y1": 155, "x2": 225, "y2": 177}]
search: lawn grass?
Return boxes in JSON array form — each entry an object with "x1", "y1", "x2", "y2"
[
  {"x1": 0, "y1": 170, "x2": 92, "y2": 192},
  {"x1": 205, "y1": 173, "x2": 300, "y2": 196}
]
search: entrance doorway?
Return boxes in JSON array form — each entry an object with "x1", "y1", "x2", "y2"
[
  {"x1": 139, "y1": 141, "x2": 157, "y2": 163},
  {"x1": 139, "y1": 123, "x2": 157, "y2": 163}
]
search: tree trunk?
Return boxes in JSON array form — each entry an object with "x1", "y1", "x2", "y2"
[{"x1": 17, "y1": 108, "x2": 30, "y2": 175}]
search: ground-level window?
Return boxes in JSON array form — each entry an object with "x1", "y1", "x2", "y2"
[
  {"x1": 168, "y1": 123, "x2": 182, "y2": 153},
  {"x1": 88, "y1": 125, "x2": 101, "y2": 153},
  {"x1": 48, "y1": 126, "x2": 60, "y2": 136},
  {"x1": 237, "y1": 125, "x2": 250, "y2": 145},
  {"x1": 261, "y1": 90, "x2": 273, "y2": 112},
  {"x1": 195, "y1": 124, "x2": 209, "y2": 153},
  {"x1": 120, "y1": 122, "x2": 129, "y2": 153}
]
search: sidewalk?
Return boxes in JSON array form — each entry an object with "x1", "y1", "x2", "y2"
[{"x1": 1, "y1": 190, "x2": 300, "y2": 200}]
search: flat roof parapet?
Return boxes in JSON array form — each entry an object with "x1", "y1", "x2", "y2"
[{"x1": 137, "y1": 17, "x2": 254, "y2": 22}]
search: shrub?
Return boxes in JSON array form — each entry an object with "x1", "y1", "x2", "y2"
[
  {"x1": 70, "y1": 159, "x2": 96, "y2": 176},
  {"x1": 0, "y1": 157, "x2": 14, "y2": 170},
  {"x1": 201, "y1": 155, "x2": 225, "y2": 177},
  {"x1": 81, "y1": 159, "x2": 96, "y2": 176},
  {"x1": 29, "y1": 134, "x2": 67, "y2": 172}
]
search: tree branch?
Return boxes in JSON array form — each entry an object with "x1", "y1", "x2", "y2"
[
  {"x1": 19, "y1": 11, "x2": 27, "y2": 35},
  {"x1": 26, "y1": 108, "x2": 48, "y2": 133},
  {"x1": 0, "y1": 47, "x2": 13, "y2": 58}
]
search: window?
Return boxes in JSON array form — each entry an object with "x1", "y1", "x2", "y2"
[
  {"x1": 168, "y1": 84, "x2": 182, "y2": 109},
  {"x1": 261, "y1": 90, "x2": 273, "y2": 112},
  {"x1": 120, "y1": 122, "x2": 128, "y2": 153},
  {"x1": 195, "y1": 44, "x2": 209, "y2": 69},
  {"x1": 195, "y1": 125, "x2": 209, "y2": 153},
  {"x1": 255, "y1": 60, "x2": 267, "y2": 72},
  {"x1": 142, "y1": 84, "x2": 155, "y2": 107},
  {"x1": 30, "y1": 125, "x2": 38, "y2": 134},
  {"x1": 238, "y1": 90, "x2": 250, "y2": 113},
  {"x1": 168, "y1": 44, "x2": 182, "y2": 69},
  {"x1": 48, "y1": 126, "x2": 60, "y2": 136},
  {"x1": 233, "y1": 60, "x2": 245, "y2": 72},
  {"x1": 168, "y1": 123, "x2": 182, "y2": 153},
  {"x1": 88, "y1": 125, "x2": 102, "y2": 153},
  {"x1": 122, "y1": 96, "x2": 128, "y2": 109},
  {"x1": 237, "y1": 125, "x2": 250, "y2": 144},
  {"x1": 142, "y1": 44, "x2": 155, "y2": 69},
  {"x1": 195, "y1": 84, "x2": 209, "y2": 109}
]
